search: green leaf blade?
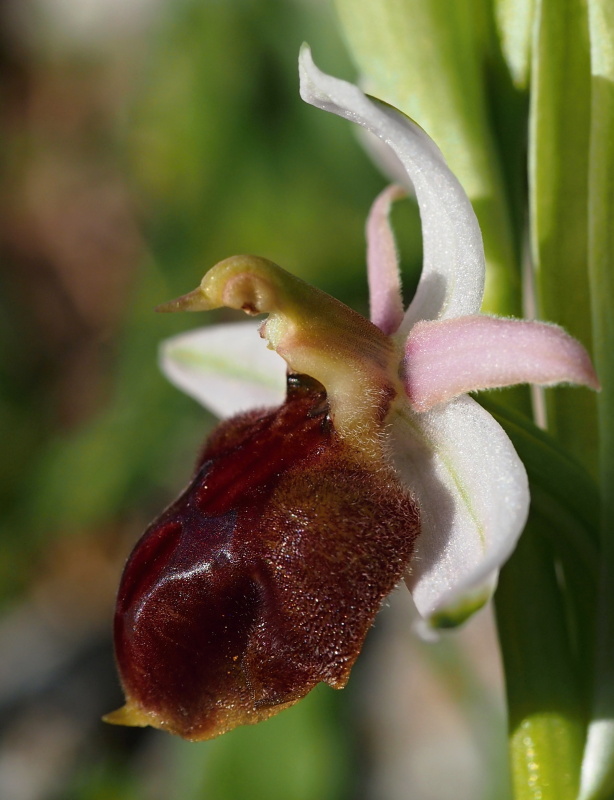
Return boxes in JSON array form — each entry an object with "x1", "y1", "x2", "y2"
[
  {"x1": 529, "y1": 0, "x2": 597, "y2": 473},
  {"x1": 580, "y1": 2, "x2": 614, "y2": 797}
]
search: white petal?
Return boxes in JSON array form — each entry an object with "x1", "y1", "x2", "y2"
[
  {"x1": 389, "y1": 395, "x2": 529, "y2": 628},
  {"x1": 357, "y1": 127, "x2": 413, "y2": 188},
  {"x1": 299, "y1": 44, "x2": 485, "y2": 329},
  {"x1": 159, "y1": 321, "x2": 287, "y2": 418}
]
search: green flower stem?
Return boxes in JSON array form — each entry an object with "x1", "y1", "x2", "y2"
[
  {"x1": 334, "y1": 0, "x2": 521, "y2": 317},
  {"x1": 491, "y1": 0, "x2": 604, "y2": 794},
  {"x1": 491, "y1": 390, "x2": 598, "y2": 800},
  {"x1": 496, "y1": 518, "x2": 585, "y2": 800},
  {"x1": 529, "y1": 0, "x2": 598, "y2": 475},
  {"x1": 580, "y1": 3, "x2": 614, "y2": 798}
]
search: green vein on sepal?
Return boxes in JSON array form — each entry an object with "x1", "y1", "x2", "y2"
[{"x1": 167, "y1": 345, "x2": 284, "y2": 390}]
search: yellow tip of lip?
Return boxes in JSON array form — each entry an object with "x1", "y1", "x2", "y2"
[
  {"x1": 102, "y1": 703, "x2": 152, "y2": 728},
  {"x1": 155, "y1": 287, "x2": 212, "y2": 313}
]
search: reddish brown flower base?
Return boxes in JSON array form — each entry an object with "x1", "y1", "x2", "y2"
[{"x1": 110, "y1": 375, "x2": 419, "y2": 740}]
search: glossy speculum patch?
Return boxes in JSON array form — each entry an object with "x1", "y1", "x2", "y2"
[{"x1": 112, "y1": 375, "x2": 420, "y2": 740}]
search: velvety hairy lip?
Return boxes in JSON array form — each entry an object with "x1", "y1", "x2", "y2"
[
  {"x1": 111, "y1": 376, "x2": 419, "y2": 740},
  {"x1": 108, "y1": 45, "x2": 599, "y2": 743}
]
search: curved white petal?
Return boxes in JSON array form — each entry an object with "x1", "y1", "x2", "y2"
[
  {"x1": 366, "y1": 184, "x2": 405, "y2": 334},
  {"x1": 389, "y1": 395, "x2": 529, "y2": 628},
  {"x1": 357, "y1": 127, "x2": 413, "y2": 188},
  {"x1": 299, "y1": 44, "x2": 485, "y2": 329},
  {"x1": 159, "y1": 321, "x2": 286, "y2": 419}
]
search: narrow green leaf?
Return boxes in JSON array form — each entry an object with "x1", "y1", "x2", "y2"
[
  {"x1": 484, "y1": 398, "x2": 599, "y2": 672},
  {"x1": 495, "y1": 0, "x2": 535, "y2": 89},
  {"x1": 482, "y1": 398, "x2": 599, "y2": 570},
  {"x1": 529, "y1": 0, "x2": 598, "y2": 474},
  {"x1": 580, "y1": 2, "x2": 614, "y2": 798}
]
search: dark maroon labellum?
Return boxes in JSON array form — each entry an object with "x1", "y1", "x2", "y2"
[{"x1": 111, "y1": 376, "x2": 420, "y2": 740}]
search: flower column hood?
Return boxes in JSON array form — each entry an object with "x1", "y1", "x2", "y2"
[{"x1": 107, "y1": 46, "x2": 599, "y2": 740}]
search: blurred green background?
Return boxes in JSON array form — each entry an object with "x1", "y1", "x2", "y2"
[{"x1": 0, "y1": 1, "x2": 506, "y2": 798}]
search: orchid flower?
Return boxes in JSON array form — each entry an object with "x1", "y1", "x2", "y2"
[
  {"x1": 159, "y1": 45, "x2": 598, "y2": 626},
  {"x1": 106, "y1": 46, "x2": 598, "y2": 741}
]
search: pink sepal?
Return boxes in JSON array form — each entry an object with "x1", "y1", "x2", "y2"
[
  {"x1": 366, "y1": 185, "x2": 405, "y2": 335},
  {"x1": 404, "y1": 315, "x2": 600, "y2": 412}
]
